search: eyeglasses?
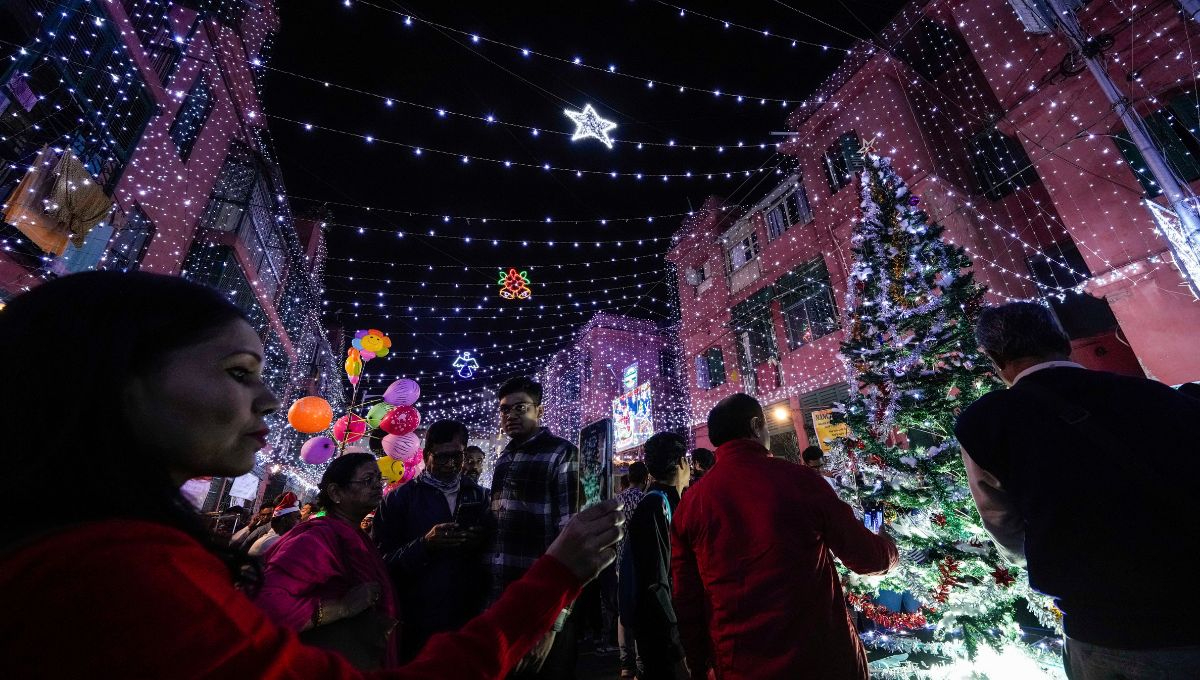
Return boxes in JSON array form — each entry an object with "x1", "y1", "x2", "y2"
[
  {"x1": 498, "y1": 402, "x2": 537, "y2": 416},
  {"x1": 346, "y1": 476, "x2": 383, "y2": 486},
  {"x1": 430, "y1": 451, "x2": 465, "y2": 464}
]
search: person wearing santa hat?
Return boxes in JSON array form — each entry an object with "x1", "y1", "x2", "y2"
[{"x1": 248, "y1": 492, "x2": 302, "y2": 557}]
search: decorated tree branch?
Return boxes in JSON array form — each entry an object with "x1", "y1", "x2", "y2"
[{"x1": 830, "y1": 154, "x2": 1061, "y2": 672}]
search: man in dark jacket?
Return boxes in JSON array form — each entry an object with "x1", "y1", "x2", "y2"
[
  {"x1": 956, "y1": 302, "x2": 1200, "y2": 676},
  {"x1": 375, "y1": 419, "x2": 491, "y2": 662},
  {"x1": 672, "y1": 394, "x2": 898, "y2": 680},
  {"x1": 628, "y1": 433, "x2": 690, "y2": 680}
]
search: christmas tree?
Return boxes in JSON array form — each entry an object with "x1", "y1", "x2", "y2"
[{"x1": 831, "y1": 154, "x2": 1061, "y2": 674}]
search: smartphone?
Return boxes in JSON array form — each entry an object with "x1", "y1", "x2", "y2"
[{"x1": 455, "y1": 501, "x2": 485, "y2": 530}]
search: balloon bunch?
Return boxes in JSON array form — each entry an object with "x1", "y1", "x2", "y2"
[
  {"x1": 285, "y1": 376, "x2": 425, "y2": 484},
  {"x1": 345, "y1": 328, "x2": 392, "y2": 386}
]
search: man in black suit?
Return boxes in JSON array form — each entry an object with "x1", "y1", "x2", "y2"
[{"x1": 955, "y1": 302, "x2": 1200, "y2": 678}]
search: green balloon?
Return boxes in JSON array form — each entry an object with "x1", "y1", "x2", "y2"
[{"x1": 366, "y1": 402, "x2": 394, "y2": 429}]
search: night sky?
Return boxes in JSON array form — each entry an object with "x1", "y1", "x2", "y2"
[{"x1": 267, "y1": 0, "x2": 906, "y2": 408}]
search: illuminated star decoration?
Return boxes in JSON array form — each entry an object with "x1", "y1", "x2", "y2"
[
  {"x1": 858, "y1": 133, "x2": 880, "y2": 157},
  {"x1": 498, "y1": 268, "x2": 532, "y2": 300},
  {"x1": 563, "y1": 104, "x2": 617, "y2": 149},
  {"x1": 452, "y1": 351, "x2": 480, "y2": 379}
]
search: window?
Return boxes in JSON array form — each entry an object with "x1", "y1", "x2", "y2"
[
  {"x1": 106, "y1": 206, "x2": 155, "y2": 271},
  {"x1": 894, "y1": 19, "x2": 969, "y2": 82},
  {"x1": 1113, "y1": 92, "x2": 1200, "y2": 198},
  {"x1": 969, "y1": 128, "x2": 1040, "y2": 200},
  {"x1": 696, "y1": 347, "x2": 726, "y2": 390},
  {"x1": 121, "y1": 0, "x2": 184, "y2": 84},
  {"x1": 765, "y1": 183, "x2": 814, "y2": 241},
  {"x1": 778, "y1": 258, "x2": 839, "y2": 349},
  {"x1": 170, "y1": 74, "x2": 214, "y2": 161},
  {"x1": 823, "y1": 131, "x2": 865, "y2": 194},
  {"x1": 1027, "y1": 240, "x2": 1119, "y2": 339},
  {"x1": 1, "y1": 1, "x2": 156, "y2": 189},
  {"x1": 730, "y1": 287, "x2": 779, "y2": 368},
  {"x1": 198, "y1": 142, "x2": 287, "y2": 301},
  {"x1": 726, "y1": 231, "x2": 759, "y2": 272}
]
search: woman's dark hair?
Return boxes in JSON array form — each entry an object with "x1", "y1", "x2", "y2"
[
  {"x1": 317, "y1": 452, "x2": 376, "y2": 508},
  {"x1": 0, "y1": 271, "x2": 256, "y2": 583},
  {"x1": 802, "y1": 446, "x2": 825, "y2": 462}
]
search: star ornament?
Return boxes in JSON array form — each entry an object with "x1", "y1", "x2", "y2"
[{"x1": 564, "y1": 104, "x2": 617, "y2": 149}]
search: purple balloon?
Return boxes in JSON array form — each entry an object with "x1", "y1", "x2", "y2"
[
  {"x1": 383, "y1": 378, "x2": 420, "y2": 406},
  {"x1": 301, "y1": 436, "x2": 336, "y2": 465},
  {"x1": 382, "y1": 432, "x2": 421, "y2": 461}
]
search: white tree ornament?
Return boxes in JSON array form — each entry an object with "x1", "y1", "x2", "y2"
[{"x1": 563, "y1": 104, "x2": 617, "y2": 149}]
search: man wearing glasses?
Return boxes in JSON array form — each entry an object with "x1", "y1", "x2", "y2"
[
  {"x1": 374, "y1": 419, "x2": 492, "y2": 662},
  {"x1": 488, "y1": 376, "x2": 581, "y2": 679}
]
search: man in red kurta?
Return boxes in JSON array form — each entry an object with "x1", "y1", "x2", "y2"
[{"x1": 671, "y1": 394, "x2": 898, "y2": 680}]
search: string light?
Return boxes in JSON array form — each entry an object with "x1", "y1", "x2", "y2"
[{"x1": 273, "y1": 114, "x2": 773, "y2": 179}]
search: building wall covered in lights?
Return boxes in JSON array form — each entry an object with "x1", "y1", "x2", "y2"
[
  {"x1": 538, "y1": 312, "x2": 689, "y2": 464},
  {"x1": 0, "y1": 0, "x2": 341, "y2": 504},
  {"x1": 670, "y1": 0, "x2": 1198, "y2": 452}
]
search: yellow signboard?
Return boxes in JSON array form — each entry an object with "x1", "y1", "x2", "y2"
[{"x1": 811, "y1": 408, "x2": 849, "y2": 453}]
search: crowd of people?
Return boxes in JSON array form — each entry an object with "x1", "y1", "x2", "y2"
[{"x1": 1, "y1": 272, "x2": 1198, "y2": 680}]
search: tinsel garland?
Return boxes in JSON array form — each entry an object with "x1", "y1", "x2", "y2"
[{"x1": 847, "y1": 593, "x2": 929, "y2": 630}]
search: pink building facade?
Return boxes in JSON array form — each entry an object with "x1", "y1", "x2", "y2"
[
  {"x1": 539, "y1": 312, "x2": 688, "y2": 463},
  {"x1": 669, "y1": 0, "x2": 1199, "y2": 452}
]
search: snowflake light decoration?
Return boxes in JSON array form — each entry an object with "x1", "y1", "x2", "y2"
[
  {"x1": 563, "y1": 104, "x2": 617, "y2": 149},
  {"x1": 498, "y1": 268, "x2": 532, "y2": 300}
]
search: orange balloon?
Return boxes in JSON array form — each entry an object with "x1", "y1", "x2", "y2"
[{"x1": 288, "y1": 396, "x2": 334, "y2": 434}]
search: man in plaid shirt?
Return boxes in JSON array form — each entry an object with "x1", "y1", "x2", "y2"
[{"x1": 489, "y1": 376, "x2": 581, "y2": 679}]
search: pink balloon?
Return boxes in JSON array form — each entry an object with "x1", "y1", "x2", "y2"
[
  {"x1": 383, "y1": 379, "x2": 420, "y2": 406},
  {"x1": 401, "y1": 447, "x2": 423, "y2": 468},
  {"x1": 382, "y1": 432, "x2": 421, "y2": 461},
  {"x1": 300, "y1": 436, "x2": 336, "y2": 465},
  {"x1": 400, "y1": 459, "x2": 421, "y2": 483},
  {"x1": 348, "y1": 375, "x2": 359, "y2": 386},
  {"x1": 380, "y1": 405, "x2": 421, "y2": 436},
  {"x1": 333, "y1": 414, "x2": 368, "y2": 444}
]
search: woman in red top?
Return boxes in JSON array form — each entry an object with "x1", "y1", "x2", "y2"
[{"x1": 0, "y1": 271, "x2": 623, "y2": 679}]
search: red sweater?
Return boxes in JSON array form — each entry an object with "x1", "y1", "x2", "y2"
[
  {"x1": 671, "y1": 439, "x2": 898, "y2": 680},
  {"x1": 0, "y1": 520, "x2": 581, "y2": 679}
]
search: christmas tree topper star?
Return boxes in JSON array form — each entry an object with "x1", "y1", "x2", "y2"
[
  {"x1": 859, "y1": 134, "x2": 880, "y2": 157},
  {"x1": 564, "y1": 104, "x2": 617, "y2": 149}
]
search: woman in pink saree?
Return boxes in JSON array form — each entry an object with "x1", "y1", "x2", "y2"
[{"x1": 255, "y1": 453, "x2": 399, "y2": 668}]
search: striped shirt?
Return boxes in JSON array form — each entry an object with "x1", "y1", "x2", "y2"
[{"x1": 487, "y1": 427, "x2": 580, "y2": 603}]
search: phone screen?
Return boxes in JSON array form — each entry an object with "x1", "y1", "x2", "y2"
[{"x1": 455, "y1": 501, "x2": 484, "y2": 529}]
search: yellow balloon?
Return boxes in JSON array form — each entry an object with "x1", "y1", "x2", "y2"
[
  {"x1": 345, "y1": 348, "x2": 363, "y2": 377},
  {"x1": 377, "y1": 457, "x2": 404, "y2": 483}
]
